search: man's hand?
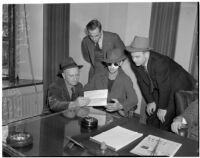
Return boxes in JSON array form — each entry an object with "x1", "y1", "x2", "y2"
[
  {"x1": 106, "y1": 99, "x2": 123, "y2": 112},
  {"x1": 157, "y1": 109, "x2": 167, "y2": 123},
  {"x1": 146, "y1": 102, "x2": 156, "y2": 116},
  {"x1": 171, "y1": 116, "x2": 183, "y2": 134}
]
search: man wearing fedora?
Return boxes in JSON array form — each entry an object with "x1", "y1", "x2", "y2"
[
  {"x1": 47, "y1": 57, "x2": 90, "y2": 112},
  {"x1": 126, "y1": 36, "x2": 196, "y2": 131},
  {"x1": 81, "y1": 19, "x2": 125, "y2": 81},
  {"x1": 84, "y1": 48, "x2": 138, "y2": 117}
]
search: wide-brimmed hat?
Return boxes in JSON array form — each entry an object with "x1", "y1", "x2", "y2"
[
  {"x1": 126, "y1": 36, "x2": 152, "y2": 53},
  {"x1": 102, "y1": 48, "x2": 126, "y2": 63},
  {"x1": 57, "y1": 57, "x2": 83, "y2": 77}
]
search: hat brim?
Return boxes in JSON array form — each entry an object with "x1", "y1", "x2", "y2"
[
  {"x1": 126, "y1": 46, "x2": 152, "y2": 53},
  {"x1": 57, "y1": 65, "x2": 83, "y2": 77},
  {"x1": 101, "y1": 55, "x2": 127, "y2": 63}
]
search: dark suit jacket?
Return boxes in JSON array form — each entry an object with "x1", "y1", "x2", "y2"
[
  {"x1": 84, "y1": 69, "x2": 138, "y2": 115},
  {"x1": 47, "y1": 77, "x2": 83, "y2": 112},
  {"x1": 131, "y1": 51, "x2": 196, "y2": 115},
  {"x1": 81, "y1": 31, "x2": 125, "y2": 79}
]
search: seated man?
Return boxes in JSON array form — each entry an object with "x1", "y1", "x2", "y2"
[
  {"x1": 171, "y1": 99, "x2": 198, "y2": 141},
  {"x1": 84, "y1": 48, "x2": 138, "y2": 117},
  {"x1": 47, "y1": 57, "x2": 89, "y2": 112}
]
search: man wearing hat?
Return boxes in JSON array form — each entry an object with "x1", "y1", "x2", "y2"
[
  {"x1": 47, "y1": 57, "x2": 90, "y2": 112},
  {"x1": 126, "y1": 36, "x2": 196, "y2": 131},
  {"x1": 84, "y1": 48, "x2": 138, "y2": 117},
  {"x1": 81, "y1": 19, "x2": 125, "y2": 81}
]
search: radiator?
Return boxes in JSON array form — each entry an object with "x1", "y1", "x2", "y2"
[{"x1": 2, "y1": 90, "x2": 43, "y2": 125}]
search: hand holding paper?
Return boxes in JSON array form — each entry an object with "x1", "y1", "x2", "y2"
[{"x1": 84, "y1": 89, "x2": 108, "y2": 107}]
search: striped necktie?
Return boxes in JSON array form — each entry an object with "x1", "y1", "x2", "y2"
[{"x1": 71, "y1": 87, "x2": 76, "y2": 101}]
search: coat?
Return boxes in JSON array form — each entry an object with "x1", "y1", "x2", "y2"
[
  {"x1": 47, "y1": 77, "x2": 83, "y2": 112},
  {"x1": 81, "y1": 31, "x2": 125, "y2": 80},
  {"x1": 84, "y1": 68, "x2": 138, "y2": 116},
  {"x1": 181, "y1": 99, "x2": 198, "y2": 141},
  {"x1": 131, "y1": 51, "x2": 196, "y2": 129}
]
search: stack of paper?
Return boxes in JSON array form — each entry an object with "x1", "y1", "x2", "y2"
[
  {"x1": 90, "y1": 126, "x2": 143, "y2": 151},
  {"x1": 84, "y1": 89, "x2": 108, "y2": 107},
  {"x1": 130, "y1": 135, "x2": 182, "y2": 156}
]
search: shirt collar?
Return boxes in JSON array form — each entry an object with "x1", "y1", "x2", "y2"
[{"x1": 98, "y1": 31, "x2": 103, "y2": 48}]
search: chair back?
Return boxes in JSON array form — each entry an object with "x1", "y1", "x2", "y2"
[{"x1": 175, "y1": 90, "x2": 198, "y2": 116}]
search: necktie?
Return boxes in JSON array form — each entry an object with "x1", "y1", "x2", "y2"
[
  {"x1": 95, "y1": 43, "x2": 101, "y2": 51},
  {"x1": 71, "y1": 87, "x2": 76, "y2": 101},
  {"x1": 142, "y1": 66, "x2": 154, "y2": 93}
]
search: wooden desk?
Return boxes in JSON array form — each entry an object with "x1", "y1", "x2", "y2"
[{"x1": 3, "y1": 111, "x2": 199, "y2": 156}]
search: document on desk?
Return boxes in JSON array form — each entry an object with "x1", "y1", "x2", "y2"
[
  {"x1": 130, "y1": 135, "x2": 182, "y2": 156},
  {"x1": 90, "y1": 126, "x2": 143, "y2": 151},
  {"x1": 84, "y1": 89, "x2": 108, "y2": 106}
]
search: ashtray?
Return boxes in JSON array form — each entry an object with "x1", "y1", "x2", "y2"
[
  {"x1": 6, "y1": 132, "x2": 33, "y2": 148},
  {"x1": 81, "y1": 116, "x2": 98, "y2": 129}
]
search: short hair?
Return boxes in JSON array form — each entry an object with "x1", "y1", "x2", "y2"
[{"x1": 86, "y1": 19, "x2": 102, "y2": 32}]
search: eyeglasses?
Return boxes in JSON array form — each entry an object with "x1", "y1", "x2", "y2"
[{"x1": 107, "y1": 63, "x2": 120, "y2": 67}]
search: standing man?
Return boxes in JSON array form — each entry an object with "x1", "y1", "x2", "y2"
[
  {"x1": 47, "y1": 57, "x2": 89, "y2": 112},
  {"x1": 126, "y1": 36, "x2": 196, "y2": 131},
  {"x1": 81, "y1": 19, "x2": 125, "y2": 81}
]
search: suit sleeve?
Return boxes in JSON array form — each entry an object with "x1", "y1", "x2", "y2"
[
  {"x1": 81, "y1": 38, "x2": 90, "y2": 63},
  {"x1": 154, "y1": 59, "x2": 171, "y2": 109},
  {"x1": 121, "y1": 77, "x2": 138, "y2": 114},
  {"x1": 114, "y1": 34, "x2": 125, "y2": 50},
  {"x1": 137, "y1": 76, "x2": 155, "y2": 103},
  {"x1": 47, "y1": 83, "x2": 70, "y2": 112}
]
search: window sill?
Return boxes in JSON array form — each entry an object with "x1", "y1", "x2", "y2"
[{"x1": 3, "y1": 79, "x2": 43, "y2": 90}]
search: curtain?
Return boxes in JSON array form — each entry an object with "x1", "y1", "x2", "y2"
[
  {"x1": 189, "y1": 13, "x2": 198, "y2": 80},
  {"x1": 8, "y1": 5, "x2": 16, "y2": 82},
  {"x1": 43, "y1": 4, "x2": 70, "y2": 113},
  {"x1": 149, "y1": 2, "x2": 180, "y2": 58}
]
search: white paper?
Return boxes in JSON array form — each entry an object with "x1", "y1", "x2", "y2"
[
  {"x1": 90, "y1": 126, "x2": 143, "y2": 151},
  {"x1": 130, "y1": 135, "x2": 182, "y2": 156},
  {"x1": 84, "y1": 89, "x2": 108, "y2": 106}
]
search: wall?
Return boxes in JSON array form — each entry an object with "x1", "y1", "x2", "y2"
[
  {"x1": 174, "y1": 2, "x2": 197, "y2": 71},
  {"x1": 69, "y1": 3, "x2": 152, "y2": 114},
  {"x1": 16, "y1": 4, "x2": 43, "y2": 80}
]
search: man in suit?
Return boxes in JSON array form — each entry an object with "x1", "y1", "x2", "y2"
[
  {"x1": 47, "y1": 57, "x2": 89, "y2": 112},
  {"x1": 81, "y1": 19, "x2": 125, "y2": 81},
  {"x1": 126, "y1": 36, "x2": 196, "y2": 131}
]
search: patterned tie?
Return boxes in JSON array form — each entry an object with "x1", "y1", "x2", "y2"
[
  {"x1": 142, "y1": 66, "x2": 154, "y2": 93},
  {"x1": 95, "y1": 42, "x2": 101, "y2": 51},
  {"x1": 71, "y1": 87, "x2": 76, "y2": 101}
]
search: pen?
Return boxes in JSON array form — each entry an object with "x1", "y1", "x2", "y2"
[
  {"x1": 151, "y1": 138, "x2": 161, "y2": 156},
  {"x1": 65, "y1": 135, "x2": 86, "y2": 149}
]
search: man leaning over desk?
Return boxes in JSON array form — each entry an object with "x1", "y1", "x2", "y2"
[{"x1": 47, "y1": 57, "x2": 90, "y2": 112}]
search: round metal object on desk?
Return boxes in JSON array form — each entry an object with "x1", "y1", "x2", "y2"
[
  {"x1": 81, "y1": 116, "x2": 98, "y2": 130},
  {"x1": 6, "y1": 132, "x2": 33, "y2": 148}
]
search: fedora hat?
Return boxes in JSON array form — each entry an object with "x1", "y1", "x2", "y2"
[
  {"x1": 57, "y1": 57, "x2": 83, "y2": 77},
  {"x1": 126, "y1": 36, "x2": 152, "y2": 53},
  {"x1": 102, "y1": 48, "x2": 126, "y2": 63}
]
